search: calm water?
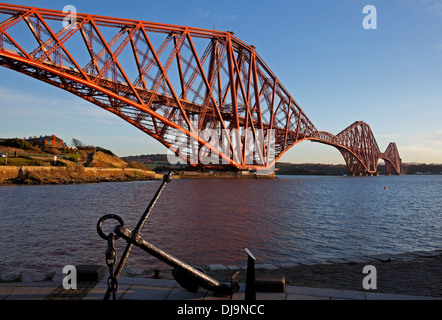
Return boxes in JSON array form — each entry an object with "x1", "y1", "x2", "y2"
[{"x1": 0, "y1": 175, "x2": 441, "y2": 276}]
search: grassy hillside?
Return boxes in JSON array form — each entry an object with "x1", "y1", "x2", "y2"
[
  {"x1": 121, "y1": 153, "x2": 170, "y2": 170},
  {"x1": 84, "y1": 151, "x2": 127, "y2": 168},
  {"x1": 0, "y1": 138, "x2": 160, "y2": 184},
  {"x1": 0, "y1": 137, "x2": 149, "y2": 169}
]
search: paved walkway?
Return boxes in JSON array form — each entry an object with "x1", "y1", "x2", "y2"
[
  {"x1": 0, "y1": 276, "x2": 439, "y2": 300},
  {"x1": 1, "y1": 250, "x2": 440, "y2": 301}
]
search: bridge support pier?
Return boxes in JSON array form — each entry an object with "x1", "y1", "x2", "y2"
[{"x1": 350, "y1": 172, "x2": 379, "y2": 176}]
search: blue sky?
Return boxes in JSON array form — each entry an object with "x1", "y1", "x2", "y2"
[{"x1": 0, "y1": 0, "x2": 441, "y2": 164}]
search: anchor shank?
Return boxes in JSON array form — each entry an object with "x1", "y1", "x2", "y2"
[
  {"x1": 103, "y1": 173, "x2": 171, "y2": 299},
  {"x1": 133, "y1": 173, "x2": 171, "y2": 235},
  {"x1": 115, "y1": 225, "x2": 221, "y2": 291}
]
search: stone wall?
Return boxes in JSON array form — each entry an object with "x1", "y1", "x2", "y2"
[{"x1": 0, "y1": 166, "x2": 163, "y2": 184}]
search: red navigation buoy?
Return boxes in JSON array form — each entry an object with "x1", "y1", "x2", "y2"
[{"x1": 384, "y1": 187, "x2": 387, "y2": 190}]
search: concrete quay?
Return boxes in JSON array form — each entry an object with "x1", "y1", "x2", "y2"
[
  {"x1": 1, "y1": 249, "x2": 440, "y2": 301},
  {"x1": 0, "y1": 276, "x2": 439, "y2": 301}
]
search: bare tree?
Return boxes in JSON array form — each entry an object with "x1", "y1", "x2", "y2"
[{"x1": 72, "y1": 138, "x2": 84, "y2": 148}]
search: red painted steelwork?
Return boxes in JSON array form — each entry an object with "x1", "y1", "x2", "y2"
[{"x1": 0, "y1": 3, "x2": 401, "y2": 175}]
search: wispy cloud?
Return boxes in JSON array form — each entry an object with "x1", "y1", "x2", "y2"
[
  {"x1": 400, "y1": 130, "x2": 442, "y2": 163},
  {"x1": 398, "y1": 0, "x2": 442, "y2": 16},
  {"x1": 193, "y1": 8, "x2": 211, "y2": 19},
  {"x1": 423, "y1": 130, "x2": 442, "y2": 146},
  {"x1": 190, "y1": 8, "x2": 237, "y2": 26},
  {"x1": 0, "y1": 87, "x2": 116, "y2": 125}
]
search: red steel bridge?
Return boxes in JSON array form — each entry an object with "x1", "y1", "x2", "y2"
[{"x1": 0, "y1": 3, "x2": 401, "y2": 175}]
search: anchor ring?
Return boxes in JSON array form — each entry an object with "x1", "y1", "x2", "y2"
[{"x1": 97, "y1": 214, "x2": 125, "y2": 240}]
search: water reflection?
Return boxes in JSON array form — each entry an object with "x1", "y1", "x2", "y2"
[{"x1": 0, "y1": 175, "x2": 441, "y2": 275}]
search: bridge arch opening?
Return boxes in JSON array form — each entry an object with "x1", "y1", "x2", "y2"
[
  {"x1": 0, "y1": 67, "x2": 166, "y2": 156},
  {"x1": 277, "y1": 139, "x2": 346, "y2": 167}
]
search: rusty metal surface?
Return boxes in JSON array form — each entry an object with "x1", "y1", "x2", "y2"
[
  {"x1": 96, "y1": 173, "x2": 239, "y2": 299},
  {"x1": 0, "y1": 3, "x2": 400, "y2": 175}
]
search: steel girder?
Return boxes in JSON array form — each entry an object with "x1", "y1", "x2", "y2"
[
  {"x1": 0, "y1": 3, "x2": 400, "y2": 174},
  {"x1": 304, "y1": 122, "x2": 401, "y2": 175},
  {"x1": 381, "y1": 142, "x2": 401, "y2": 175}
]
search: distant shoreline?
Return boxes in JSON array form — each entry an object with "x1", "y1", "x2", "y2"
[{"x1": 1, "y1": 165, "x2": 441, "y2": 186}]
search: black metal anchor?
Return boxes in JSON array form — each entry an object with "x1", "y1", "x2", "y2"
[{"x1": 97, "y1": 172, "x2": 240, "y2": 299}]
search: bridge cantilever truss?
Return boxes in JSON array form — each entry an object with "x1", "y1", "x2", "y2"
[{"x1": 0, "y1": 3, "x2": 401, "y2": 175}]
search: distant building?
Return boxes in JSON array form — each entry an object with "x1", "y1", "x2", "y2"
[{"x1": 26, "y1": 135, "x2": 65, "y2": 148}]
